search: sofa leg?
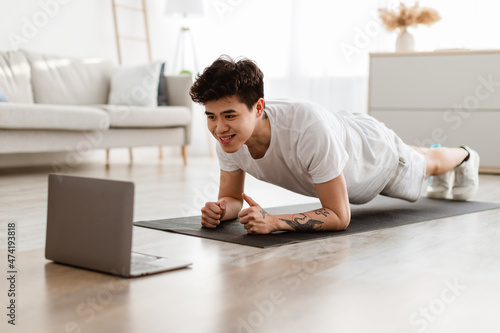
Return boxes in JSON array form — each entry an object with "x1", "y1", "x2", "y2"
[
  {"x1": 181, "y1": 145, "x2": 187, "y2": 165},
  {"x1": 106, "y1": 149, "x2": 110, "y2": 168},
  {"x1": 159, "y1": 146, "x2": 163, "y2": 160},
  {"x1": 129, "y1": 148, "x2": 134, "y2": 164}
]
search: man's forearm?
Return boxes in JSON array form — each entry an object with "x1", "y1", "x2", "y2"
[
  {"x1": 273, "y1": 207, "x2": 350, "y2": 232},
  {"x1": 219, "y1": 196, "x2": 243, "y2": 221}
]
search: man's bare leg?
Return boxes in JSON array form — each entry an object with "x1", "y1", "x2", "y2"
[{"x1": 411, "y1": 146, "x2": 469, "y2": 178}]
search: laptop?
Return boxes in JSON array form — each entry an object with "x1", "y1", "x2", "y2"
[{"x1": 45, "y1": 174, "x2": 192, "y2": 277}]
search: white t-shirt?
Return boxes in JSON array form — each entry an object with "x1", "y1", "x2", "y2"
[{"x1": 216, "y1": 99, "x2": 400, "y2": 204}]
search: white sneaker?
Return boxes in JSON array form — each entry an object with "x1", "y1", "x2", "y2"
[
  {"x1": 426, "y1": 170, "x2": 454, "y2": 199},
  {"x1": 452, "y1": 147, "x2": 480, "y2": 201}
]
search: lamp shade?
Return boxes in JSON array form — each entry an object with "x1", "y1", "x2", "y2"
[{"x1": 165, "y1": 0, "x2": 205, "y2": 17}]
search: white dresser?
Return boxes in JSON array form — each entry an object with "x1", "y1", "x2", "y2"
[{"x1": 368, "y1": 50, "x2": 500, "y2": 173}]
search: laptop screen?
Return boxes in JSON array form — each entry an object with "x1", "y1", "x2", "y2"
[{"x1": 45, "y1": 174, "x2": 134, "y2": 275}]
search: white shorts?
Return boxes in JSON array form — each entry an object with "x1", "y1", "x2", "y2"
[{"x1": 380, "y1": 135, "x2": 427, "y2": 202}]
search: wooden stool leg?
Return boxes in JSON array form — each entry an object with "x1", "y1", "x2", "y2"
[
  {"x1": 106, "y1": 149, "x2": 110, "y2": 168},
  {"x1": 181, "y1": 145, "x2": 187, "y2": 166},
  {"x1": 129, "y1": 148, "x2": 133, "y2": 164},
  {"x1": 159, "y1": 146, "x2": 163, "y2": 160}
]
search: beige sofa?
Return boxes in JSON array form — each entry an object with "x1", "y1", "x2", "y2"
[{"x1": 0, "y1": 50, "x2": 192, "y2": 169}]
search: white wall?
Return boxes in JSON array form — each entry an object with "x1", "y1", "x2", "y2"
[
  {"x1": 3, "y1": 0, "x2": 500, "y2": 81},
  {"x1": 0, "y1": 0, "x2": 289, "y2": 69},
  {"x1": 0, "y1": 0, "x2": 118, "y2": 60}
]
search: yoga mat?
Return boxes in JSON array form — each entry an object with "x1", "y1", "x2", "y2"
[{"x1": 134, "y1": 196, "x2": 500, "y2": 248}]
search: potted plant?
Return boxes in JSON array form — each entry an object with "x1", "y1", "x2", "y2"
[{"x1": 379, "y1": 2, "x2": 441, "y2": 52}]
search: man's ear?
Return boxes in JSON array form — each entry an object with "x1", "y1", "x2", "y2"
[{"x1": 255, "y1": 98, "x2": 265, "y2": 118}]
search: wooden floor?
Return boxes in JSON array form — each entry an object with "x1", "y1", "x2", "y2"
[{"x1": 1, "y1": 148, "x2": 500, "y2": 333}]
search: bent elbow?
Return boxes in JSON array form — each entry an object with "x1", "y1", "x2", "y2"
[{"x1": 338, "y1": 214, "x2": 351, "y2": 231}]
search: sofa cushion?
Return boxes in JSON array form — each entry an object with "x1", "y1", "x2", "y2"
[
  {"x1": 0, "y1": 51, "x2": 34, "y2": 103},
  {"x1": 157, "y1": 63, "x2": 168, "y2": 106},
  {"x1": 97, "y1": 105, "x2": 191, "y2": 128},
  {"x1": 0, "y1": 103, "x2": 110, "y2": 131},
  {"x1": 108, "y1": 61, "x2": 162, "y2": 107},
  {"x1": 23, "y1": 51, "x2": 113, "y2": 105}
]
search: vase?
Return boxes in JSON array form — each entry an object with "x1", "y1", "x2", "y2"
[{"x1": 395, "y1": 27, "x2": 414, "y2": 52}]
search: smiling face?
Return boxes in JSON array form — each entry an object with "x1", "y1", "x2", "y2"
[{"x1": 204, "y1": 96, "x2": 266, "y2": 154}]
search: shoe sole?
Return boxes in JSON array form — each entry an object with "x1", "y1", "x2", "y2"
[{"x1": 426, "y1": 191, "x2": 449, "y2": 199}]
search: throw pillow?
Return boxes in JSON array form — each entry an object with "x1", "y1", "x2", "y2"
[
  {"x1": 108, "y1": 61, "x2": 162, "y2": 107},
  {"x1": 0, "y1": 90, "x2": 8, "y2": 102},
  {"x1": 157, "y1": 62, "x2": 168, "y2": 106}
]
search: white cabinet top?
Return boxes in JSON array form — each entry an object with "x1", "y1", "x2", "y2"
[{"x1": 369, "y1": 50, "x2": 500, "y2": 111}]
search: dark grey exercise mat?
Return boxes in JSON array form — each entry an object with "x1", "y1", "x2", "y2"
[{"x1": 134, "y1": 196, "x2": 500, "y2": 248}]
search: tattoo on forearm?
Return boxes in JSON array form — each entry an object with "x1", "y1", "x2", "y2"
[
  {"x1": 279, "y1": 213, "x2": 324, "y2": 232},
  {"x1": 260, "y1": 209, "x2": 267, "y2": 219},
  {"x1": 314, "y1": 208, "x2": 330, "y2": 217}
]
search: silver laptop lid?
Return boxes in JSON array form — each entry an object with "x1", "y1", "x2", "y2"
[{"x1": 45, "y1": 174, "x2": 134, "y2": 276}]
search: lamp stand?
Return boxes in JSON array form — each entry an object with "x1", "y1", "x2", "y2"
[{"x1": 172, "y1": 26, "x2": 200, "y2": 74}]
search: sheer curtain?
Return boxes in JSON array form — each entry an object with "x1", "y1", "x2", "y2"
[
  {"x1": 263, "y1": 0, "x2": 390, "y2": 114},
  {"x1": 185, "y1": 0, "x2": 500, "y2": 154},
  {"x1": 195, "y1": 0, "x2": 389, "y2": 114}
]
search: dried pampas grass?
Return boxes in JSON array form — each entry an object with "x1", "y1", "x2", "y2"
[{"x1": 379, "y1": 2, "x2": 441, "y2": 31}]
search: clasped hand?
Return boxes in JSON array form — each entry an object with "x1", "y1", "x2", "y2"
[{"x1": 200, "y1": 193, "x2": 278, "y2": 234}]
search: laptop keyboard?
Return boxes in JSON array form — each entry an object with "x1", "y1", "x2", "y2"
[
  {"x1": 129, "y1": 252, "x2": 192, "y2": 276},
  {"x1": 131, "y1": 261, "x2": 162, "y2": 271},
  {"x1": 130, "y1": 252, "x2": 166, "y2": 274}
]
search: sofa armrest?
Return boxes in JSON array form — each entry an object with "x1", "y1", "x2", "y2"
[
  {"x1": 165, "y1": 74, "x2": 193, "y2": 110},
  {"x1": 165, "y1": 74, "x2": 194, "y2": 146}
]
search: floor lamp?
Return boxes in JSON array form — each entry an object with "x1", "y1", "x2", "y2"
[
  {"x1": 165, "y1": 0, "x2": 205, "y2": 74},
  {"x1": 165, "y1": 0, "x2": 214, "y2": 158}
]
